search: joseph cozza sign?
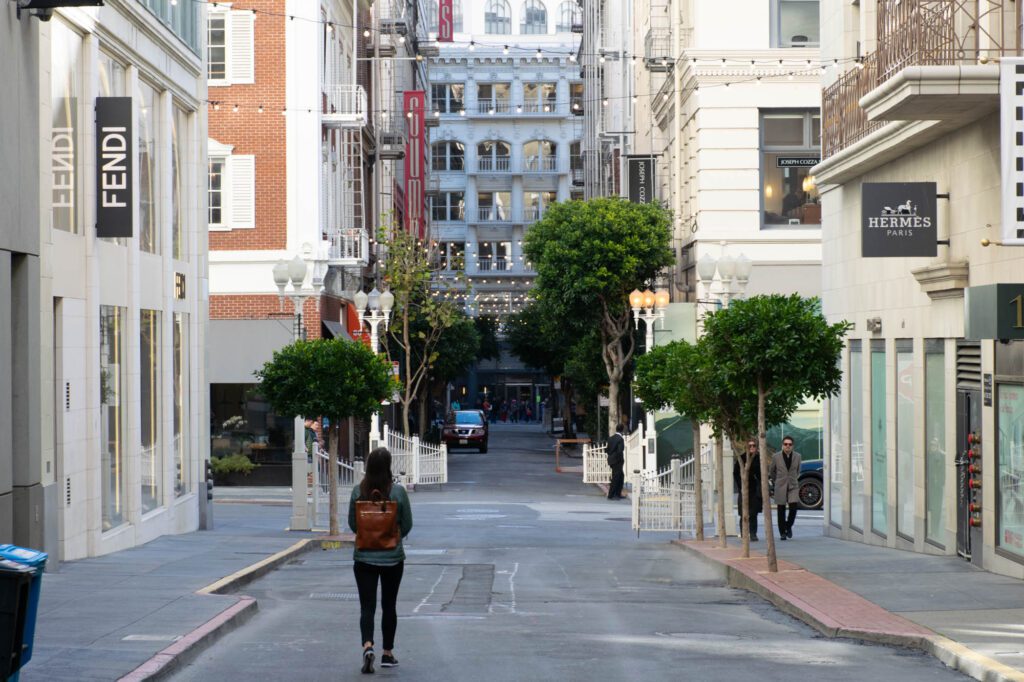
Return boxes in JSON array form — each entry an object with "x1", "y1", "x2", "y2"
[{"x1": 861, "y1": 182, "x2": 937, "y2": 258}]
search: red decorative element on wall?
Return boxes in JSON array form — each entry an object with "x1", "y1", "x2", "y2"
[
  {"x1": 403, "y1": 90, "x2": 426, "y2": 238},
  {"x1": 438, "y1": 0, "x2": 454, "y2": 42}
]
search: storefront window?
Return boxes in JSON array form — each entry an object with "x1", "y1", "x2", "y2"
[
  {"x1": 997, "y1": 383, "x2": 1024, "y2": 559},
  {"x1": 829, "y1": 357, "x2": 843, "y2": 527},
  {"x1": 100, "y1": 306, "x2": 127, "y2": 530},
  {"x1": 896, "y1": 340, "x2": 914, "y2": 539},
  {"x1": 174, "y1": 313, "x2": 190, "y2": 496},
  {"x1": 137, "y1": 81, "x2": 160, "y2": 254},
  {"x1": 51, "y1": 20, "x2": 82, "y2": 235},
  {"x1": 871, "y1": 341, "x2": 888, "y2": 536},
  {"x1": 210, "y1": 384, "x2": 295, "y2": 467},
  {"x1": 140, "y1": 309, "x2": 162, "y2": 513},
  {"x1": 761, "y1": 111, "x2": 820, "y2": 227},
  {"x1": 925, "y1": 340, "x2": 946, "y2": 545},
  {"x1": 850, "y1": 341, "x2": 864, "y2": 530},
  {"x1": 172, "y1": 107, "x2": 189, "y2": 261}
]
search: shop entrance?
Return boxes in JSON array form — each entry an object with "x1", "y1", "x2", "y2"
[{"x1": 955, "y1": 389, "x2": 982, "y2": 565}]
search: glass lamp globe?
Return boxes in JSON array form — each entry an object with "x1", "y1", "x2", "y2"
[
  {"x1": 288, "y1": 255, "x2": 307, "y2": 288},
  {"x1": 379, "y1": 289, "x2": 395, "y2": 313},
  {"x1": 641, "y1": 289, "x2": 656, "y2": 309},
  {"x1": 696, "y1": 253, "x2": 717, "y2": 282},
  {"x1": 629, "y1": 289, "x2": 645, "y2": 308},
  {"x1": 353, "y1": 290, "x2": 368, "y2": 313},
  {"x1": 654, "y1": 289, "x2": 670, "y2": 309}
]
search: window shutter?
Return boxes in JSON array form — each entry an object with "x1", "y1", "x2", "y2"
[
  {"x1": 229, "y1": 11, "x2": 255, "y2": 84},
  {"x1": 229, "y1": 155, "x2": 255, "y2": 228}
]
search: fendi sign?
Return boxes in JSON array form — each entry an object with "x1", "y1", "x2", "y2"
[
  {"x1": 861, "y1": 182, "x2": 937, "y2": 258},
  {"x1": 95, "y1": 97, "x2": 133, "y2": 239}
]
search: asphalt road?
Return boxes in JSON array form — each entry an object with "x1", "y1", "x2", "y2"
[{"x1": 173, "y1": 424, "x2": 965, "y2": 681}]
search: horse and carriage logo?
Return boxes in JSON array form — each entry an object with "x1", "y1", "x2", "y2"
[{"x1": 880, "y1": 199, "x2": 918, "y2": 217}]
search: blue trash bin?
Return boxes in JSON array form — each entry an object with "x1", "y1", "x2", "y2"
[
  {"x1": 0, "y1": 546, "x2": 46, "y2": 672},
  {"x1": 0, "y1": 559, "x2": 33, "y2": 681}
]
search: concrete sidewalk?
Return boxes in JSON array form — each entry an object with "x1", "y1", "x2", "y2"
[
  {"x1": 19, "y1": 501, "x2": 335, "y2": 681},
  {"x1": 676, "y1": 532, "x2": 1024, "y2": 682}
]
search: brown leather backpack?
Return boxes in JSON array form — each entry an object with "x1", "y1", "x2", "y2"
[{"x1": 355, "y1": 489, "x2": 399, "y2": 551}]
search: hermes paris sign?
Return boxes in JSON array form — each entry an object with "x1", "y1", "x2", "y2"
[{"x1": 861, "y1": 182, "x2": 937, "y2": 258}]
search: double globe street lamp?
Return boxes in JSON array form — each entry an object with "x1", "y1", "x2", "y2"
[
  {"x1": 353, "y1": 287, "x2": 394, "y2": 446},
  {"x1": 629, "y1": 287, "x2": 670, "y2": 470}
]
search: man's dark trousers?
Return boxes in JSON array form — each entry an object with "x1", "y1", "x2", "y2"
[{"x1": 608, "y1": 466, "x2": 624, "y2": 499}]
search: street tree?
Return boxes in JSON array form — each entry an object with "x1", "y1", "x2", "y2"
[
  {"x1": 523, "y1": 197, "x2": 674, "y2": 434},
  {"x1": 474, "y1": 316, "x2": 501, "y2": 362},
  {"x1": 419, "y1": 313, "x2": 480, "y2": 433},
  {"x1": 380, "y1": 224, "x2": 465, "y2": 436},
  {"x1": 255, "y1": 338, "x2": 395, "y2": 535},
  {"x1": 701, "y1": 295, "x2": 850, "y2": 571}
]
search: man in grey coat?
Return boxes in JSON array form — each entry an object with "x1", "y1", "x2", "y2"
[
  {"x1": 769, "y1": 436, "x2": 801, "y2": 540},
  {"x1": 606, "y1": 424, "x2": 626, "y2": 500}
]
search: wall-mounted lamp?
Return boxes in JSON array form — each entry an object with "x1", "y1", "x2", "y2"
[{"x1": 866, "y1": 317, "x2": 882, "y2": 334}]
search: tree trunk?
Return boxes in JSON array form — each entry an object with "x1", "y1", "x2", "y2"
[
  {"x1": 758, "y1": 379, "x2": 778, "y2": 572},
  {"x1": 607, "y1": 380, "x2": 620, "y2": 437},
  {"x1": 401, "y1": 306, "x2": 412, "y2": 437},
  {"x1": 715, "y1": 436, "x2": 726, "y2": 548},
  {"x1": 417, "y1": 383, "x2": 429, "y2": 438},
  {"x1": 328, "y1": 432, "x2": 339, "y2": 537},
  {"x1": 692, "y1": 421, "x2": 704, "y2": 541},
  {"x1": 739, "y1": 441, "x2": 750, "y2": 558}
]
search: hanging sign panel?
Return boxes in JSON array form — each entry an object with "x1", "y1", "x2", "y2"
[
  {"x1": 438, "y1": 0, "x2": 454, "y2": 42},
  {"x1": 999, "y1": 58, "x2": 1024, "y2": 246},
  {"x1": 403, "y1": 90, "x2": 427, "y2": 238},
  {"x1": 861, "y1": 182, "x2": 937, "y2": 258},
  {"x1": 96, "y1": 97, "x2": 134, "y2": 239},
  {"x1": 627, "y1": 156, "x2": 655, "y2": 204}
]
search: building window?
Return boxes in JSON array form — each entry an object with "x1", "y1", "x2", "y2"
[
  {"x1": 523, "y1": 82, "x2": 557, "y2": 112},
  {"x1": 431, "y1": 192, "x2": 465, "y2": 221},
  {"x1": 207, "y1": 9, "x2": 255, "y2": 85},
  {"x1": 925, "y1": 339, "x2": 946, "y2": 546},
  {"x1": 207, "y1": 142, "x2": 255, "y2": 231},
  {"x1": 761, "y1": 110, "x2": 820, "y2": 227},
  {"x1": 477, "y1": 192, "x2": 511, "y2": 221},
  {"x1": 477, "y1": 140, "x2": 511, "y2": 171},
  {"x1": 171, "y1": 107, "x2": 190, "y2": 261},
  {"x1": 773, "y1": 0, "x2": 820, "y2": 47},
  {"x1": 829, "y1": 356, "x2": 844, "y2": 527},
  {"x1": 211, "y1": 385, "x2": 295, "y2": 467},
  {"x1": 100, "y1": 305, "x2": 127, "y2": 531},
  {"x1": 997, "y1": 383, "x2": 1024, "y2": 560},
  {"x1": 208, "y1": 158, "x2": 225, "y2": 226},
  {"x1": 437, "y1": 241, "x2": 465, "y2": 270},
  {"x1": 138, "y1": 81, "x2": 161, "y2": 255},
  {"x1": 477, "y1": 241, "x2": 511, "y2": 271},
  {"x1": 431, "y1": 83, "x2": 465, "y2": 113},
  {"x1": 140, "y1": 309, "x2": 163, "y2": 514},
  {"x1": 521, "y1": 0, "x2": 547, "y2": 34},
  {"x1": 523, "y1": 139, "x2": 557, "y2": 172},
  {"x1": 850, "y1": 340, "x2": 864, "y2": 531},
  {"x1": 431, "y1": 141, "x2": 465, "y2": 171},
  {"x1": 570, "y1": 82, "x2": 584, "y2": 113},
  {"x1": 524, "y1": 191, "x2": 557, "y2": 221},
  {"x1": 485, "y1": 0, "x2": 511, "y2": 34},
  {"x1": 871, "y1": 340, "x2": 888, "y2": 536},
  {"x1": 896, "y1": 339, "x2": 914, "y2": 540},
  {"x1": 174, "y1": 313, "x2": 190, "y2": 496},
  {"x1": 477, "y1": 83, "x2": 511, "y2": 114},
  {"x1": 143, "y1": 0, "x2": 200, "y2": 52},
  {"x1": 51, "y1": 19, "x2": 82, "y2": 235},
  {"x1": 556, "y1": 0, "x2": 581, "y2": 32}
]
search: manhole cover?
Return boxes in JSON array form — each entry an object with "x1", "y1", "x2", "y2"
[{"x1": 309, "y1": 592, "x2": 359, "y2": 601}]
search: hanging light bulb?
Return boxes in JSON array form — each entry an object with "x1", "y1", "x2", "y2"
[
  {"x1": 469, "y1": 40, "x2": 476, "y2": 51},
  {"x1": 363, "y1": 29, "x2": 370, "y2": 38},
  {"x1": 258, "y1": 104, "x2": 264, "y2": 113},
  {"x1": 536, "y1": 48, "x2": 543, "y2": 59},
  {"x1": 503, "y1": 45, "x2": 509, "y2": 55},
  {"x1": 326, "y1": 22, "x2": 333, "y2": 33},
  {"x1": 232, "y1": 104, "x2": 239, "y2": 113},
  {"x1": 599, "y1": 52, "x2": 606, "y2": 64}
]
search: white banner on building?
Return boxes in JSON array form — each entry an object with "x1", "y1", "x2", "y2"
[{"x1": 999, "y1": 58, "x2": 1024, "y2": 246}]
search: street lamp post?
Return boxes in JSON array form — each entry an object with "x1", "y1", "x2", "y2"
[
  {"x1": 353, "y1": 287, "x2": 394, "y2": 448},
  {"x1": 694, "y1": 242, "x2": 752, "y2": 542},
  {"x1": 272, "y1": 252, "x2": 325, "y2": 532},
  {"x1": 629, "y1": 287, "x2": 670, "y2": 471}
]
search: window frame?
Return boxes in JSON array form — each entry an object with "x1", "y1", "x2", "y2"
[
  {"x1": 207, "y1": 9, "x2": 229, "y2": 83},
  {"x1": 485, "y1": 0, "x2": 512, "y2": 34},
  {"x1": 521, "y1": 0, "x2": 548, "y2": 34},
  {"x1": 759, "y1": 109, "x2": 821, "y2": 230},
  {"x1": 556, "y1": 0, "x2": 581, "y2": 32},
  {"x1": 771, "y1": 0, "x2": 821, "y2": 48},
  {"x1": 208, "y1": 156, "x2": 226, "y2": 229},
  {"x1": 430, "y1": 191, "x2": 465, "y2": 222},
  {"x1": 431, "y1": 140, "x2": 465, "y2": 172},
  {"x1": 431, "y1": 83, "x2": 465, "y2": 114}
]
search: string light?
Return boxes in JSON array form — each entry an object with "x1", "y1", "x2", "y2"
[{"x1": 503, "y1": 45, "x2": 509, "y2": 55}]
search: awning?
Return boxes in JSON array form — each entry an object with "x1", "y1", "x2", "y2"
[{"x1": 323, "y1": 320, "x2": 359, "y2": 342}]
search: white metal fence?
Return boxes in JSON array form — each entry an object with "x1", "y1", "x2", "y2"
[
  {"x1": 631, "y1": 448, "x2": 716, "y2": 534},
  {"x1": 582, "y1": 426, "x2": 649, "y2": 484},
  {"x1": 312, "y1": 443, "x2": 364, "y2": 530},
  {"x1": 382, "y1": 425, "x2": 448, "y2": 486}
]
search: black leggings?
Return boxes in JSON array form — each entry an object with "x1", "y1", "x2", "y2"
[{"x1": 353, "y1": 561, "x2": 404, "y2": 650}]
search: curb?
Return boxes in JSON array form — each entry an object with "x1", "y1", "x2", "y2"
[
  {"x1": 673, "y1": 540, "x2": 1024, "y2": 682},
  {"x1": 119, "y1": 537, "x2": 327, "y2": 680}
]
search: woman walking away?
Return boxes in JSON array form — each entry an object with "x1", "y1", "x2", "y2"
[{"x1": 348, "y1": 447, "x2": 413, "y2": 674}]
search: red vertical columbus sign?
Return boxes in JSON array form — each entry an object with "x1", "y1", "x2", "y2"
[
  {"x1": 438, "y1": 0, "x2": 454, "y2": 42},
  {"x1": 403, "y1": 91, "x2": 426, "y2": 238}
]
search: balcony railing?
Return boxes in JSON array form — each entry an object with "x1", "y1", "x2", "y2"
[
  {"x1": 522, "y1": 208, "x2": 543, "y2": 222},
  {"x1": 524, "y1": 155, "x2": 558, "y2": 172},
  {"x1": 644, "y1": 27, "x2": 673, "y2": 71},
  {"x1": 322, "y1": 85, "x2": 368, "y2": 127},
  {"x1": 476, "y1": 207, "x2": 511, "y2": 222},
  {"x1": 478, "y1": 155, "x2": 511, "y2": 172},
  {"x1": 327, "y1": 228, "x2": 369, "y2": 264},
  {"x1": 476, "y1": 100, "x2": 514, "y2": 115},
  {"x1": 476, "y1": 257, "x2": 509, "y2": 272},
  {"x1": 522, "y1": 101, "x2": 560, "y2": 114},
  {"x1": 822, "y1": 0, "x2": 1021, "y2": 158}
]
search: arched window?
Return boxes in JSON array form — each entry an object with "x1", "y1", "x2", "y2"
[
  {"x1": 485, "y1": 0, "x2": 511, "y2": 34},
  {"x1": 523, "y1": 140, "x2": 557, "y2": 172},
  {"x1": 521, "y1": 0, "x2": 547, "y2": 34},
  {"x1": 477, "y1": 140, "x2": 511, "y2": 172},
  {"x1": 432, "y1": 140, "x2": 465, "y2": 171},
  {"x1": 426, "y1": 0, "x2": 464, "y2": 32},
  {"x1": 454, "y1": 0, "x2": 464, "y2": 31},
  {"x1": 556, "y1": 0, "x2": 581, "y2": 32}
]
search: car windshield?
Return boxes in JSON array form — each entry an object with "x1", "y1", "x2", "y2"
[{"x1": 454, "y1": 412, "x2": 483, "y2": 425}]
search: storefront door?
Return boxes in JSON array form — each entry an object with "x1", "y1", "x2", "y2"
[{"x1": 955, "y1": 389, "x2": 982, "y2": 565}]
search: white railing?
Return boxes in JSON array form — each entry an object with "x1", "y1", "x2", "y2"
[
  {"x1": 624, "y1": 427, "x2": 645, "y2": 475},
  {"x1": 522, "y1": 208, "x2": 543, "y2": 222},
  {"x1": 631, "y1": 456, "x2": 695, "y2": 533},
  {"x1": 382, "y1": 425, "x2": 448, "y2": 486},
  {"x1": 312, "y1": 443, "x2": 364, "y2": 531},
  {"x1": 524, "y1": 155, "x2": 558, "y2": 172},
  {"x1": 522, "y1": 101, "x2": 560, "y2": 114},
  {"x1": 477, "y1": 101, "x2": 514, "y2": 115},
  {"x1": 582, "y1": 425, "x2": 649, "y2": 485},
  {"x1": 327, "y1": 228, "x2": 368, "y2": 264},
  {"x1": 476, "y1": 207, "x2": 510, "y2": 222},
  {"x1": 476, "y1": 257, "x2": 509, "y2": 272},
  {"x1": 322, "y1": 85, "x2": 368, "y2": 125},
  {"x1": 478, "y1": 156, "x2": 511, "y2": 172}
]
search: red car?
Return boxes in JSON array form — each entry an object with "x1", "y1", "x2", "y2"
[{"x1": 442, "y1": 410, "x2": 489, "y2": 453}]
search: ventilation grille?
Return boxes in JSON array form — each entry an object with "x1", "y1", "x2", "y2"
[
  {"x1": 956, "y1": 342, "x2": 982, "y2": 390},
  {"x1": 65, "y1": 382, "x2": 71, "y2": 411},
  {"x1": 65, "y1": 476, "x2": 72, "y2": 507}
]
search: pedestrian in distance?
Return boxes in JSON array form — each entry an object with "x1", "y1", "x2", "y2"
[
  {"x1": 769, "y1": 436, "x2": 801, "y2": 540},
  {"x1": 348, "y1": 447, "x2": 413, "y2": 674},
  {"x1": 606, "y1": 423, "x2": 626, "y2": 500},
  {"x1": 733, "y1": 440, "x2": 763, "y2": 541}
]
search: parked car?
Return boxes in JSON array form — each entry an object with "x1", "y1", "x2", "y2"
[
  {"x1": 442, "y1": 410, "x2": 489, "y2": 453},
  {"x1": 798, "y1": 458, "x2": 824, "y2": 510}
]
